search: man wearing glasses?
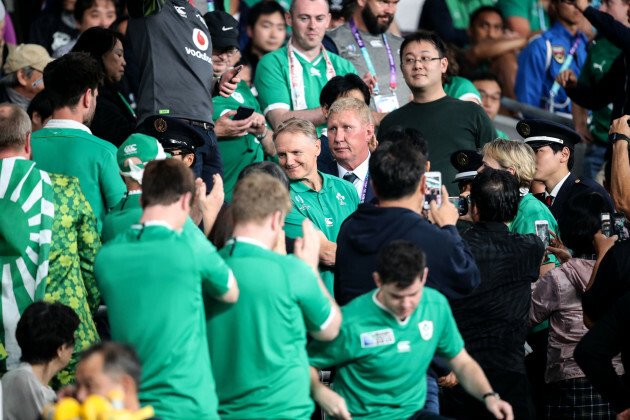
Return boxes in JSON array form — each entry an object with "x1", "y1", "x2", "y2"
[{"x1": 378, "y1": 31, "x2": 495, "y2": 196}]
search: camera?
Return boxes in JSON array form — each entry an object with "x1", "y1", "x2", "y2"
[{"x1": 448, "y1": 196, "x2": 469, "y2": 216}]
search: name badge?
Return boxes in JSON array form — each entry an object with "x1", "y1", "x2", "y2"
[{"x1": 374, "y1": 93, "x2": 399, "y2": 113}]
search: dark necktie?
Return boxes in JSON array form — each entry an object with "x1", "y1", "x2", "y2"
[
  {"x1": 546, "y1": 195, "x2": 553, "y2": 206},
  {"x1": 343, "y1": 172, "x2": 359, "y2": 184}
]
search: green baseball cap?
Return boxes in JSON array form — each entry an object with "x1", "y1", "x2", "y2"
[{"x1": 117, "y1": 133, "x2": 168, "y2": 173}]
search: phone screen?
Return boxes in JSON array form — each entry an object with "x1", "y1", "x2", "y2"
[
  {"x1": 424, "y1": 172, "x2": 442, "y2": 209},
  {"x1": 535, "y1": 220, "x2": 550, "y2": 247}
]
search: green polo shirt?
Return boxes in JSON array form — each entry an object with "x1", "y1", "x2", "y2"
[
  {"x1": 213, "y1": 81, "x2": 266, "y2": 202},
  {"x1": 208, "y1": 239, "x2": 333, "y2": 419},
  {"x1": 32, "y1": 126, "x2": 126, "y2": 233},
  {"x1": 254, "y1": 46, "x2": 358, "y2": 135},
  {"x1": 509, "y1": 193, "x2": 559, "y2": 267},
  {"x1": 498, "y1": 0, "x2": 549, "y2": 32},
  {"x1": 285, "y1": 171, "x2": 359, "y2": 294},
  {"x1": 308, "y1": 288, "x2": 464, "y2": 419},
  {"x1": 444, "y1": 76, "x2": 481, "y2": 103},
  {"x1": 95, "y1": 223, "x2": 232, "y2": 419}
]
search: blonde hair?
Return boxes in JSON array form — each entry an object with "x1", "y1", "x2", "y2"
[
  {"x1": 482, "y1": 138, "x2": 535, "y2": 189},
  {"x1": 273, "y1": 117, "x2": 318, "y2": 143},
  {"x1": 328, "y1": 97, "x2": 374, "y2": 126},
  {"x1": 231, "y1": 172, "x2": 292, "y2": 224}
]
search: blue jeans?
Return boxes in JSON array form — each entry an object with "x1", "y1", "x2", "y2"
[
  {"x1": 581, "y1": 142, "x2": 607, "y2": 180},
  {"x1": 424, "y1": 374, "x2": 440, "y2": 414}
]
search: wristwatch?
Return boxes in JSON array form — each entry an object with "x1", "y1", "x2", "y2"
[
  {"x1": 482, "y1": 392, "x2": 500, "y2": 400},
  {"x1": 608, "y1": 132, "x2": 630, "y2": 145}
]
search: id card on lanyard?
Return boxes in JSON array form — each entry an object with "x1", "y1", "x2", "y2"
[{"x1": 349, "y1": 19, "x2": 399, "y2": 113}]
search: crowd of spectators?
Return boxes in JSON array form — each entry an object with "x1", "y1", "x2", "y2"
[{"x1": 1, "y1": 0, "x2": 630, "y2": 419}]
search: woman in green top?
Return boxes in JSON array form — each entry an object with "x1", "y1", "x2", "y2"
[{"x1": 480, "y1": 138, "x2": 560, "y2": 275}]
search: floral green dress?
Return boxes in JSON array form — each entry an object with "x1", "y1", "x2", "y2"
[{"x1": 45, "y1": 174, "x2": 101, "y2": 389}]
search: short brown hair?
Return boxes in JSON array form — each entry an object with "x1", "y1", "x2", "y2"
[
  {"x1": 141, "y1": 159, "x2": 196, "y2": 208},
  {"x1": 273, "y1": 117, "x2": 318, "y2": 143},
  {"x1": 231, "y1": 172, "x2": 292, "y2": 224}
]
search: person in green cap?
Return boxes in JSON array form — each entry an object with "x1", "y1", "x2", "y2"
[
  {"x1": 0, "y1": 103, "x2": 55, "y2": 374},
  {"x1": 274, "y1": 117, "x2": 359, "y2": 295}
]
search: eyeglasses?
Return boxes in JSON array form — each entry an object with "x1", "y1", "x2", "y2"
[
  {"x1": 403, "y1": 56, "x2": 443, "y2": 66},
  {"x1": 214, "y1": 47, "x2": 239, "y2": 57}
]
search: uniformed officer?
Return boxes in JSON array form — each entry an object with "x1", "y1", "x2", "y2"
[
  {"x1": 516, "y1": 119, "x2": 615, "y2": 228},
  {"x1": 141, "y1": 115, "x2": 205, "y2": 168},
  {"x1": 450, "y1": 149, "x2": 483, "y2": 193},
  {"x1": 515, "y1": 0, "x2": 588, "y2": 115}
]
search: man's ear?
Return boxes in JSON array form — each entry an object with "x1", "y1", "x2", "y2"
[
  {"x1": 420, "y1": 267, "x2": 428, "y2": 286},
  {"x1": 373, "y1": 271, "x2": 382, "y2": 288},
  {"x1": 366, "y1": 124, "x2": 375, "y2": 142},
  {"x1": 16, "y1": 69, "x2": 28, "y2": 87},
  {"x1": 285, "y1": 11, "x2": 292, "y2": 27},
  {"x1": 270, "y1": 210, "x2": 283, "y2": 231}
]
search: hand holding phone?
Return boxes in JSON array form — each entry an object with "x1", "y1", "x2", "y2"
[{"x1": 423, "y1": 172, "x2": 442, "y2": 210}]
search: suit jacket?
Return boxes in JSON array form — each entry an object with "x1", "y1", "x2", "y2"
[
  {"x1": 317, "y1": 153, "x2": 376, "y2": 204},
  {"x1": 535, "y1": 173, "x2": 615, "y2": 225}
]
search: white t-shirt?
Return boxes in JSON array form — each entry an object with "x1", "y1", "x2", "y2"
[{"x1": 1, "y1": 363, "x2": 55, "y2": 420}]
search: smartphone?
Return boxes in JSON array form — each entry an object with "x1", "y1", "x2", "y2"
[
  {"x1": 601, "y1": 213, "x2": 612, "y2": 237},
  {"x1": 612, "y1": 212, "x2": 628, "y2": 241},
  {"x1": 423, "y1": 172, "x2": 442, "y2": 210},
  {"x1": 230, "y1": 65, "x2": 243, "y2": 82},
  {"x1": 448, "y1": 196, "x2": 469, "y2": 216},
  {"x1": 535, "y1": 220, "x2": 550, "y2": 247},
  {"x1": 232, "y1": 106, "x2": 255, "y2": 121}
]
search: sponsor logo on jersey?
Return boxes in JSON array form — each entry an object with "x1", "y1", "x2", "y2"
[
  {"x1": 310, "y1": 67, "x2": 321, "y2": 77},
  {"x1": 360, "y1": 328, "x2": 395, "y2": 348},
  {"x1": 232, "y1": 92, "x2": 245, "y2": 103},
  {"x1": 336, "y1": 192, "x2": 346, "y2": 205},
  {"x1": 295, "y1": 195, "x2": 310, "y2": 211},
  {"x1": 222, "y1": 26, "x2": 233, "y2": 31},
  {"x1": 418, "y1": 320, "x2": 433, "y2": 341},
  {"x1": 174, "y1": 6, "x2": 187, "y2": 17},
  {"x1": 192, "y1": 28, "x2": 210, "y2": 51},
  {"x1": 124, "y1": 144, "x2": 137, "y2": 155},
  {"x1": 552, "y1": 46, "x2": 566, "y2": 64},
  {"x1": 325, "y1": 217, "x2": 333, "y2": 227},
  {"x1": 397, "y1": 341, "x2": 411, "y2": 353},
  {"x1": 185, "y1": 47, "x2": 212, "y2": 63},
  {"x1": 370, "y1": 39, "x2": 383, "y2": 48}
]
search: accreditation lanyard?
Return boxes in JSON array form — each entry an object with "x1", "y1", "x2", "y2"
[
  {"x1": 349, "y1": 19, "x2": 396, "y2": 95},
  {"x1": 287, "y1": 40, "x2": 336, "y2": 110},
  {"x1": 361, "y1": 171, "x2": 369, "y2": 203},
  {"x1": 550, "y1": 36, "x2": 582, "y2": 97}
]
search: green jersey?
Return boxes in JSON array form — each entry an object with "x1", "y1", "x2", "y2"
[
  {"x1": 308, "y1": 288, "x2": 464, "y2": 419},
  {"x1": 498, "y1": 0, "x2": 549, "y2": 32},
  {"x1": 208, "y1": 238, "x2": 333, "y2": 419},
  {"x1": 95, "y1": 223, "x2": 233, "y2": 420},
  {"x1": 444, "y1": 76, "x2": 482, "y2": 103},
  {"x1": 578, "y1": 37, "x2": 621, "y2": 145},
  {"x1": 31, "y1": 126, "x2": 126, "y2": 232},
  {"x1": 445, "y1": 0, "x2": 495, "y2": 29},
  {"x1": 285, "y1": 172, "x2": 359, "y2": 293},
  {"x1": 101, "y1": 192, "x2": 142, "y2": 243},
  {"x1": 509, "y1": 193, "x2": 559, "y2": 267},
  {"x1": 0, "y1": 158, "x2": 54, "y2": 371},
  {"x1": 213, "y1": 81, "x2": 266, "y2": 202},
  {"x1": 254, "y1": 46, "x2": 358, "y2": 135}
]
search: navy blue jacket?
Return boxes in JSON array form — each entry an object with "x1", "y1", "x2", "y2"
[{"x1": 334, "y1": 204, "x2": 480, "y2": 305}]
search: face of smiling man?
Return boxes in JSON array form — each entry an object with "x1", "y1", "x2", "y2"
[{"x1": 275, "y1": 130, "x2": 321, "y2": 183}]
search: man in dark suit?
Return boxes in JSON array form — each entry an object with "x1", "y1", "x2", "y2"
[
  {"x1": 516, "y1": 119, "x2": 614, "y2": 226},
  {"x1": 320, "y1": 97, "x2": 376, "y2": 203}
]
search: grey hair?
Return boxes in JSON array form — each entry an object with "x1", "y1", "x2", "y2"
[
  {"x1": 0, "y1": 66, "x2": 36, "y2": 88},
  {"x1": 273, "y1": 117, "x2": 319, "y2": 143},
  {"x1": 0, "y1": 103, "x2": 32, "y2": 150}
]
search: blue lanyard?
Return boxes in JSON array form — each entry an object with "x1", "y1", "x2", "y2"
[
  {"x1": 349, "y1": 19, "x2": 396, "y2": 95},
  {"x1": 361, "y1": 171, "x2": 369, "y2": 203}
]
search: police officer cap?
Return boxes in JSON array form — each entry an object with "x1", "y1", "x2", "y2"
[
  {"x1": 450, "y1": 150, "x2": 483, "y2": 183},
  {"x1": 203, "y1": 11, "x2": 239, "y2": 49},
  {"x1": 516, "y1": 119, "x2": 581, "y2": 150},
  {"x1": 141, "y1": 116, "x2": 205, "y2": 155}
]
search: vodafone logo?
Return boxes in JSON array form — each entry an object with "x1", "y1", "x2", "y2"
[{"x1": 192, "y1": 28, "x2": 209, "y2": 51}]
